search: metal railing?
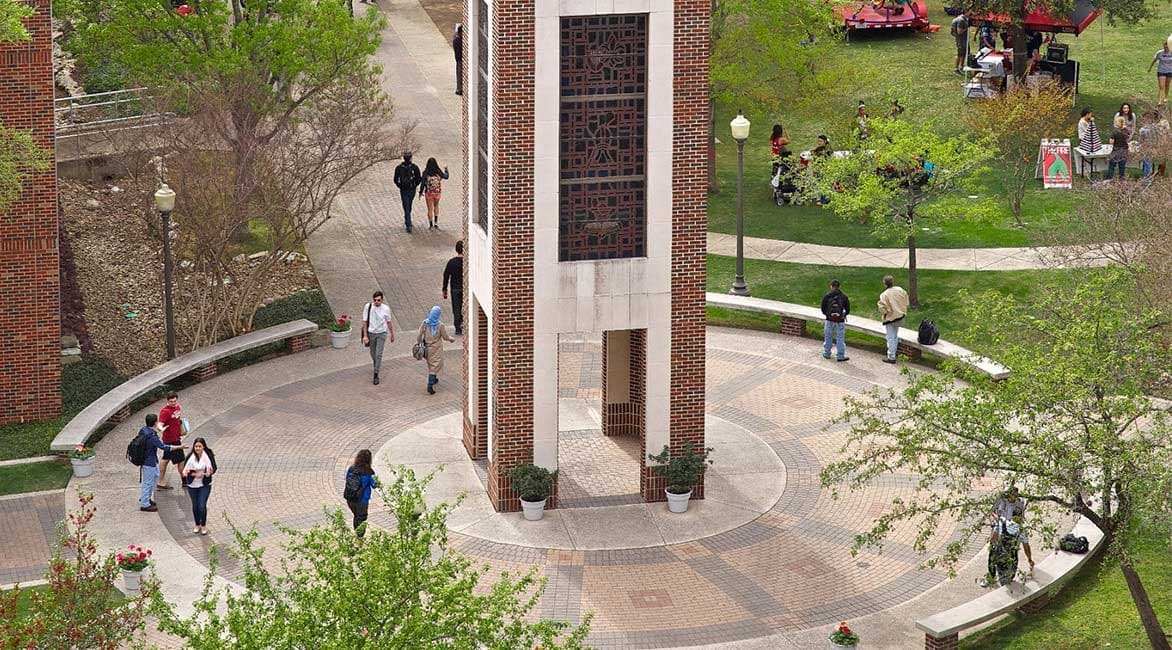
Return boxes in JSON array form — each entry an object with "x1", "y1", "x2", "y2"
[{"x1": 54, "y1": 87, "x2": 169, "y2": 139}]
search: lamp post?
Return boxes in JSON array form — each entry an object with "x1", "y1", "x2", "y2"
[
  {"x1": 154, "y1": 184, "x2": 177, "y2": 360},
  {"x1": 729, "y1": 111, "x2": 751, "y2": 297}
]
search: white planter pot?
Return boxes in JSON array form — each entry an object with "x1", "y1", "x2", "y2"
[
  {"x1": 328, "y1": 330, "x2": 351, "y2": 349},
  {"x1": 520, "y1": 497, "x2": 547, "y2": 521},
  {"x1": 70, "y1": 456, "x2": 95, "y2": 478},
  {"x1": 122, "y1": 569, "x2": 143, "y2": 593},
  {"x1": 829, "y1": 641, "x2": 858, "y2": 649},
  {"x1": 665, "y1": 489, "x2": 692, "y2": 513}
]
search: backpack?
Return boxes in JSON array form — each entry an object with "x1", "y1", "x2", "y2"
[
  {"x1": 918, "y1": 319, "x2": 940, "y2": 345},
  {"x1": 826, "y1": 293, "x2": 847, "y2": 323},
  {"x1": 126, "y1": 432, "x2": 150, "y2": 467},
  {"x1": 1059, "y1": 533, "x2": 1090, "y2": 554},
  {"x1": 343, "y1": 469, "x2": 364, "y2": 502}
]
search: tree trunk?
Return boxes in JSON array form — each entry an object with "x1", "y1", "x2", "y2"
[
  {"x1": 1009, "y1": 23, "x2": 1029, "y2": 84},
  {"x1": 708, "y1": 97, "x2": 719, "y2": 195},
  {"x1": 907, "y1": 234, "x2": 919, "y2": 308},
  {"x1": 1119, "y1": 556, "x2": 1171, "y2": 649}
]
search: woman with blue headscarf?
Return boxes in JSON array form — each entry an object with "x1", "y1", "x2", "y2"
[{"x1": 417, "y1": 305, "x2": 456, "y2": 394}]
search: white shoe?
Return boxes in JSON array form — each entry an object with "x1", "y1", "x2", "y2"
[{"x1": 193, "y1": 527, "x2": 201, "y2": 534}]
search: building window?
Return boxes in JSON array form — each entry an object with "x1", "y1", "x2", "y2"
[
  {"x1": 559, "y1": 14, "x2": 647, "y2": 262},
  {"x1": 476, "y1": 0, "x2": 489, "y2": 231}
]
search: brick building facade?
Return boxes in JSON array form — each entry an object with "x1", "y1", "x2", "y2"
[
  {"x1": 461, "y1": 0, "x2": 708, "y2": 511},
  {"x1": 0, "y1": 0, "x2": 61, "y2": 425}
]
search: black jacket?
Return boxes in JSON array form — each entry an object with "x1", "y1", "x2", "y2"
[
  {"x1": 453, "y1": 28, "x2": 463, "y2": 61},
  {"x1": 443, "y1": 255, "x2": 463, "y2": 293},
  {"x1": 181, "y1": 448, "x2": 218, "y2": 487},
  {"x1": 394, "y1": 161, "x2": 421, "y2": 192},
  {"x1": 820, "y1": 289, "x2": 850, "y2": 322}
]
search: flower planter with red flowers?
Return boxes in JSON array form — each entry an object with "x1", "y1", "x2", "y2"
[
  {"x1": 116, "y1": 545, "x2": 152, "y2": 593},
  {"x1": 67, "y1": 445, "x2": 96, "y2": 477},
  {"x1": 829, "y1": 621, "x2": 860, "y2": 648},
  {"x1": 327, "y1": 314, "x2": 352, "y2": 349}
]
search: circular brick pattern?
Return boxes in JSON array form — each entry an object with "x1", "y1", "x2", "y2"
[{"x1": 157, "y1": 329, "x2": 977, "y2": 648}]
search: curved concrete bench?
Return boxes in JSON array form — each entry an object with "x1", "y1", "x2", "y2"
[
  {"x1": 706, "y1": 293, "x2": 1009, "y2": 380},
  {"x1": 915, "y1": 516, "x2": 1105, "y2": 649},
  {"x1": 50, "y1": 319, "x2": 318, "y2": 452}
]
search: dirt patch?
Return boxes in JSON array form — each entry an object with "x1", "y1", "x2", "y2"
[
  {"x1": 59, "y1": 179, "x2": 321, "y2": 377},
  {"x1": 419, "y1": 0, "x2": 462, "y2": 42}
]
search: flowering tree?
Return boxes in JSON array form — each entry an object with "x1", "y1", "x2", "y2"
[
  {"x1": 156, "y1": 468, "x2": 592, "y2": 648},
  {"x1": 963, "y1": 82, "x2": 1074, "y2": 225},
  {"x1": 0, "y1": 0, "x2": 51, "y2": 216},
  {"x1": 0, "y1": 492, "x2": 163, "y2": 649},
  {"x1": 820, "y1": 269, "x2": 1172, "y2": 649}
]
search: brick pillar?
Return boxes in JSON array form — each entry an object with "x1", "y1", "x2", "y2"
[
  {"x1": 191, "y1": 362, "x2": 218, "y2": 382},
  {"x1": 462, "y1": 304, "x2": 489, "y2": 459},
  {"x1": 285, "y1": 333, "x2": 311, "y2": 354},
  {"x1": 110, "y1": 404, "x2": 132, "y2": 423},
  {"x1": 924, "y1": 633, "x2": 958, "y2": 650},
  {"x1": 0, "y1": 0, "x2": 61, "y2": 425},
  {"x1": 602, "y1": 330, "x2": 640, "y2": 437},
  {"x1": 779, "y1": 316, "x2": 806, "y2": 337}
]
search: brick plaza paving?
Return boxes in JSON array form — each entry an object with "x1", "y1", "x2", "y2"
[{"x1": 74, "y1": 327, "x2": 995, "y2": 649}]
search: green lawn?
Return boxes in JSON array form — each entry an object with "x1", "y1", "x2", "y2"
[
  {"x1": 963, "y1": 522, "x2": 1172, "y2": 649},
  {"x1": 0, "y1": 461, "x2": 72, "y2": 496},
  {"x1": 706, "y1": 254, "x2": 1073, "y2": 338},
  {"x1": 0, "y1": 359, "x2": 123, "y2": 461},
  {"x1": 709, "y1": 0, "x2": 1172, "y2": 248}
]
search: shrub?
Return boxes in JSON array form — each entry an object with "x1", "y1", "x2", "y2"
[
  {"x1": 648, "y1": 442, "x2": 713, "y2": 495},
  {"x1": 61, "y1": 358, "x2": 123, "y2": 416},
  {"x1": 252, "y1": 289, "x2": 335, "y2": 330},
  {"x1": 508, "y1": 463, "x2": 556, "y2": 502}
]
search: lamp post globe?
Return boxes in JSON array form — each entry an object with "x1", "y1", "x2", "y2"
[
  {"x1": 729, "y1": 112, "x2": 751, "y2": 297},
  {"x1": 155, "y1": 183, "x2": 178, "y2": 360}
]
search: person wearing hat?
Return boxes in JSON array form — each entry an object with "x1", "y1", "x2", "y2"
[{"x1": 393, "y1": 152, "x2": 422, "y2": 233}]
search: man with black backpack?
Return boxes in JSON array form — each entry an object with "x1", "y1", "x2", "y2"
[
  {"x1": 128, "y1": 413, "x2": 186, "y2": 512},
  {"x1": 821, "y1": 279, "x2": 851, "y2": 362}
]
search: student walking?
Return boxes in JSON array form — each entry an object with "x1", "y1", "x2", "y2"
[
  {"x1": 980, "y1": 488, "x2": 1030, "y2": 587},
  {"x1": 418, "y1": 306, "x2": 456, "y2": 394},
  {"x1": 344, "y1": 449, "x2": 379, "y2": 537},
  {"x1": 950, "y1": 11, "x2": 969, "y2": 75},
  {"x1": 181, "y1": 438, "x2": 216, "y2": 535},
  {"x1": 156, "y1": 392, "x2": 186, "y2": 489},
  {"x1": 1148, "y1": 38, "x2": 1172, "y2": 106},
  {"x1": 362, "y1": 291, "x2": 395, "y2": 385},
  {"x1": 453, "y1": 24, "x2": 464, "y2": 96},
  {"x1": 442, "y1": 241, "x2": 464, "y2": 335},
  {"x1": 131, "y1": 414, "x2": 185, "y2": 512},
  {"x1": 820, "y1": 279, "x2": 850, "y2": 362},
  {"x1": 393, "y1": 152, "x2": 422, "y2": 233},
  {"x1": 420, "y1": 157, "x2": 450, "y2": 230},
  {"x1": 877, "y1": 275, "x2": 909, "y2": 364}
]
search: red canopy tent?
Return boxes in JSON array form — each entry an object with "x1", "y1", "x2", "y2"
[{"x1": 969, "y1": 0, "x2": 1101, "y2": 34}]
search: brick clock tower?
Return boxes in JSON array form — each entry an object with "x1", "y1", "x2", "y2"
[
  {"x1": 0, "y1": 0, "x2": 61, "y2": 425},
  {"x1": 460, "y1": 0, "x2": 707, "y2": 511}
]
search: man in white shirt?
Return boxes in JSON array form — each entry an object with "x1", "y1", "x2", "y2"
[
  {"x1": 362, "y1": 291, "x2": 395, "y2": 385},
  {"x1": 877, "y1": 275, "x2": 909, "y2": 364}
]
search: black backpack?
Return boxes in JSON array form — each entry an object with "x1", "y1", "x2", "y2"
[
  {"x1": 1059, "y1": 533, "x2": 1090, "y2": 554},
  {"x1": 918, "y1": 319, "x2": 940, "y2": 345},
  {"x1": 343, "y1": 469, "x2": 364, "y2": 502},
  {"x1": 826, "y1": 293, "x2": 847, "y2": 322},
  {"x1": 126, "y1": 432, "x2": 150, "y2": 467}
]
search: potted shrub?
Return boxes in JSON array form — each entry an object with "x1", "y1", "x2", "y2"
[
  {"x1": 509, "y1": 463, "x2": 556, "y2": 521},
  {"x1": 327, "y1": 314, "x2": 352, "y2": 349},
  {"x1": 67, "y1": 445, "x2": 96, "y2": 477},
  {"x1": 648, "y1": 442, "x2": 713, "y2": 513},
  {"x1": 116, "y1": 545, "x2": 152, "y2": 593},
  {"x1": 829, "y1": 621, "x2": 860, "y2": 648}
]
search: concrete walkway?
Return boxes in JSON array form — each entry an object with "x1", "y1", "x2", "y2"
[{"x1": 708, "y1": 232, "x2": 1108, "y2": 271}]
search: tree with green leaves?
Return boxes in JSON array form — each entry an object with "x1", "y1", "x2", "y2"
[
  {"x1": 804, "y1": 117, "x2": 996, "y2": 306},
  {"x1": 155, "y1": 467, "x2": 592, "y2": 648},
  {"x1": 0, "y1": 0, "x2": 51, "y2": 216},
  {"x1": 821, "y1": 269, "x2": 1172, "y2": 649},
  {"x1": 708, "y1": 0, "x2": 840, "y2": 193}
]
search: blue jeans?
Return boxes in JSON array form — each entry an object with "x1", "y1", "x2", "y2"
[
  {"x1": 885, "y1": 321, "x2": 901, "y2": 360},
  {"x1": 400, "y1": 188, "x2": 415, "y2": 228},
  {"x1": 1105, "y1": 159, "x2": 1127, "y2": 180},
  {"x1": 139, "y1": 464, "x2": 159, "y2": 508},
  {"x1": 427, "y1": 373, "x2": 438, "y2": 389},
  {"x1": 823, "y1": 321, "x2": 846, "y2": 360},
  {"x1": 187, "y1": 484, "x2": 211, "y2": 526},
  {"x1": 1142, "y1": 158, "x2": 1154, "y2": 179}
]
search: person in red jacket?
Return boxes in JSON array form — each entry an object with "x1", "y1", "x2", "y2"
[{"x1": 156, "y1": 392, "x2": 185, "y2": 489}]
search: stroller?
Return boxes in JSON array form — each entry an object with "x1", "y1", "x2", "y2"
[{"x1": 771, "y1": 152, "x2": 799, "y2": 206}]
